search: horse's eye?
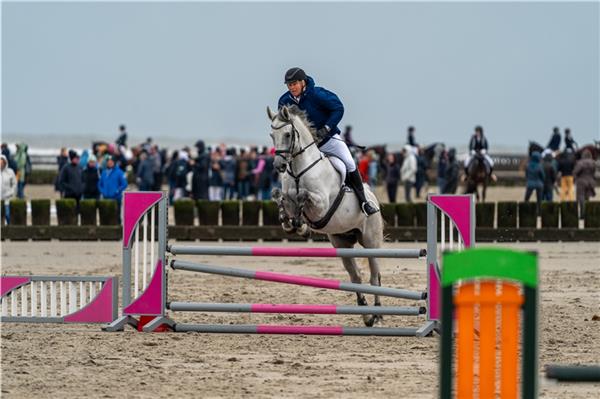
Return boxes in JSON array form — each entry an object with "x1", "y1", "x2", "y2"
[{"x1": 284, "y1": 133, "x2": 291, "y2": 139}]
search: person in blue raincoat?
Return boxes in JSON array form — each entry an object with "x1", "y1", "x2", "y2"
[
  {"x1": 278, "y1": 67, "x2": 378, "y2": 216},
  {"x1": 98, "y1": 155, "x2": 128, "y2": 222},
  {"x1": 524, "y1": 151, "x2": 545, "y2": 214}
]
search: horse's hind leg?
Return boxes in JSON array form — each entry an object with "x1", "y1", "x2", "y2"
[
  {"x1": 329, "y1": 234, "x2": 373, "y2": 327},
  {"x1": 358, "y1": 219, "x2": 385, "y2": 327}
]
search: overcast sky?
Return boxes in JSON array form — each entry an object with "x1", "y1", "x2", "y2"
[{"x1": 2, "y1": 1, "x2": 599, "y2": 151}]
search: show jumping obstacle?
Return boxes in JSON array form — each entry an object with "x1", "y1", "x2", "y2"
[
  {"x1": 104, "y1": 191, "x2": 476, "y2": 336},
  {"x1": 0, "y1": 275, "x2": 117, "y2": 324}
]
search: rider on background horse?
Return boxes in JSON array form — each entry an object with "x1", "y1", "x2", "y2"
[
  {"x1": 463, "y1": 125, "x2": 497, "y2": 182},
  {"x1": 278, "y1": 67, "x2": 378, "y2": 216}
]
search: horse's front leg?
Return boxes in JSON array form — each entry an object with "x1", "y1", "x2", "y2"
[
  {"x1": 294, "y1": 189, "x2": 312, "y2": 237},
  {"x1": 272, "y1": 188, "x2": 296, "y2": 234}
]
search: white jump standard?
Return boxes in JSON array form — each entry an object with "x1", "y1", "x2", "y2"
[{"x1": 105, "y1": 192, "x2": 475, "y2": 336}]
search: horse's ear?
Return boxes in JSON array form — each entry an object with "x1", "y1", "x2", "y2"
[
  {"x1": 266, "y1": 106, "x2": 276, "y2": 121},
  {"x1": 280, "y1": 106, "x2": 290, "y2": 121}
]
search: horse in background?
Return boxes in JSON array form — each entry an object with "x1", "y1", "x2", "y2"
[{"x1": 464, "y1": 151, "x2": 489, "y2": 202}]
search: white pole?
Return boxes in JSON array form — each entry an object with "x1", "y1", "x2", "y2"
[
  {"x1": 50, "y1": 282, "x2": 57, "y2": 317},
  {"x1": 21, "y1": 285, "x2": 27, "y2": 316},
  {"x1": 80, "y1": 281, "x2": 85, "y2": 308},
  {"x1": 60, "y1": 281, "x2": 67, "y2": 316},
  {"x1": 11, "y1": 291, "x2": 17, "y2": 316},
  {"x1": 69, "y1": 282, "x2": 77, "y2": 313},
  {"x1": 134, "y1": 227, "x2": 139, "y2": 296},
  {"x1": 143, "y1": 213, "x2": 148, "y2": 289},
  {"x1": 31, "y1": 282, "x2": 37, "y2": 317},
  {"x1": 450, "y1": 222, "x2": 454, "y2": 251},
  {"x1": 150, "y1": 208, "x2": 155, "y2": 277},
  {"x1": 40, "y1": 282, "x2": 47, "y2": 317},
  {"x1": 1, "y1": 297, "x2": 7, "y2": 316},
  {"x1": 441, "y1": 212, "x2": 445, "y2": 253},
  {"x1": 89, "y1": 282, "x2": 94, "y2": 302}
]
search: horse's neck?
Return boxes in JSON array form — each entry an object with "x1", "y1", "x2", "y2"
[{"x1": 286, "y1": 126, "x2": 340, "y2": 195}]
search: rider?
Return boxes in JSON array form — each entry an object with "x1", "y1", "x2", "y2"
[
  {"x1": 277, "y1": 67, "x2": 378, "y2": 216},
  {"x1": 564, "y1": 128, "x2": 578, "y2": 152},
  {"x1": 546, "y1": 126, "x2": 561, "y2": 155},
  {"x1": 464, "y1": 125, "x2": 497, "y2": 182}
]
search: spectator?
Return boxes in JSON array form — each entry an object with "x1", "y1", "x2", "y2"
[
  {"x1": 407, "y1": 126, "x2": 417, "y2": 148},
  {"x1": 573, "y1": 149, "x2": 597, "y2": 219},
  {"x1": 524, "y1": 152, "x2": 545, "y2": 214},
  {"x1": 1, "y1": 155, "x2": 16, "y2": 224},
  {"x1": 546, "y1": 126, "x2": 561, "y2": 153},
  {"x1": 541, "y1": 153, "x2": 557, "y2": 201},
  {"x1": 82, "y1": 155, "x2": 101, "y2": 200},
  {"x1": 79, "y1": 149, "x2": 90, "y2": 170},
  {"x1": 172, "y1": 150, "x2": 190, "y2": 201},
  {"x1": 221, "y1": 148, "x2": 238, "y2": 200},
  {"x1": 165, "y1": 150, "x2": 179, "y2": 202},
  {"x1": 256, "y1": 147, "x2": 275, "y2": 200},
  {"x1": 357, "y1": 151, "x2": 370, "y2": 183},
  {"x1": 557, "y1": 148, "x2": 576, "y2": 201},
  {"x1": 99, "y1": 155, "x2": 128, "y2": 222},
  {"x1": 14, "y1": 143, "x2": 31, "y2": 199},
  {"x1": 414, "y1": 148, "x2": 428, "y2": 198},
  {"x1": 564, "y1": 128, "x2": 578, "y2": 152},
  {"x1": 1, "y1": 143, "x2": 17, "y2": 172},
  {"x1": 382, "y1": 153, "x2": 400, "y2": 203},
  {"x1": 192, "y1": 140, "x2": 210, "y2": 200},
  {"x1": 442, "y1": 148, "x2": 459, "y2": 194},
  {"x1": 58, "y1": 150, "x2": 83, "y2": 204},
  {"x1": 136, "y1": 150, "x2": 155, "y2": 191},
  {"x1": 248, "y1": 147, "x2": 259, "y2": 199},
  {"x1": 209, "y1": 148, "x2": 224, "y2": 201},
  {"x1": 342, "y1": 125, "x2": 357, "y2": 148},
  {"x1": 437, "y1": 147, "x2": 448, "y2": 193},
  {"x1": 400, "y1": 145, "x2": 417, "y2": 203},
  {"x1": 116, "y1": 124, "x2": 128, "y2": 147},
  {"x1": 236, "y1": 148, "x2": 251, "y2": 200},
  {"x1": 368, "y1": 150, "x2": 379, "y2": 189},
  {"x1": 55, "y1": 147, "x2": 69, "y2": 194},
  {"x1": 150, "y1": 145, "x2": 163, "y2": 191}
]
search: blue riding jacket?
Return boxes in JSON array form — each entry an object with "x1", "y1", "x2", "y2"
[{"x1": 278, "y1": 76, "x2": 344, "y2": 147}]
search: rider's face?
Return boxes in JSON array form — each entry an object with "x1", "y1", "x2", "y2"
[{"x1": 287, "y1": 80, "x2": 305, "y2": 97}]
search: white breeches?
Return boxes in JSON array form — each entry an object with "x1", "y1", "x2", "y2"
[
  {"x1": 464, "y1": 153, "x2": 494, "y2": 169},
  {"x1": 319, "y1": 134, "x2": 356, "y2": 175}
]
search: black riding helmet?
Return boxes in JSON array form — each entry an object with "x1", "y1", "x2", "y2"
[{"x1": 284, "y1": 67, "x2": 307, "y2": 84}]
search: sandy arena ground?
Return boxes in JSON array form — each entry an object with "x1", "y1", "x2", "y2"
[{"x1": 1, "y1": 240, "x2": 599, "y2": 398}]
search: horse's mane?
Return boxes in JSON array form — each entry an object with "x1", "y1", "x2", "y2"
[{"x1": 281, "y1": 105, "x2": 318, "y2": 141}]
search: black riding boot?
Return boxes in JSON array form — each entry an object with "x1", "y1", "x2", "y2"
[{"x1": 346, "y1": 170, "x2": 379, "y2": 216}]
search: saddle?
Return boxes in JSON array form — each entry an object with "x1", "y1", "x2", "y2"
[{"x1": 302, "y1": 154, "x2": 351, "y2": 230}]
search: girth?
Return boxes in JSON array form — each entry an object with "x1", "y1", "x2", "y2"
[{"x1": 303, "y1": 184, "x2": 347, "y2": 230}]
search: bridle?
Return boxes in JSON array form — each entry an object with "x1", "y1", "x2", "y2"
[{"x1": 271, "y1": 118, "x2": 322, "y2": 192}]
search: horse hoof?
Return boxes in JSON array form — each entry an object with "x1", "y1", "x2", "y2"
[
  {"x1": 297, "y1": 224, "x2": 310, "y2": 237},
  {"x1": 364, "y1": 315, "x2": 384, "y2": 328},
  {"x1": 282, "y1": 223, "x2": 296, "y2": 234}
]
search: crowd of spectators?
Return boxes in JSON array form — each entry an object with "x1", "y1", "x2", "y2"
[{"x1": 0, "y1": 124, "x2": 597, "y2": 225}]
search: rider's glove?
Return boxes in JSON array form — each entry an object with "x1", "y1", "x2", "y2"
[{"x1": 316, "y1": 125, "x2": 330, "y2": 140}]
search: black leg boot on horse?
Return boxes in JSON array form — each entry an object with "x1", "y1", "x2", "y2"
[{"x1": 346, "y1": 170, "x2": 379, "y2": 216}]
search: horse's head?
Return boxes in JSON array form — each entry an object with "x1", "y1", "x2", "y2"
[{"x1": 267, "y1": 105, "x2": 316, "y2": 173}]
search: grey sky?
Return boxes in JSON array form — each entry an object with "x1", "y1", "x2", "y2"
[{"x1": 2, "y1": 1, "x2": 599, "y2": 151}]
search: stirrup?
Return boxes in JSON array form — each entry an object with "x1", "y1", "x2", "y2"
[{"x1": 361, "y1": 200, "x2": 380, "y2": 216}]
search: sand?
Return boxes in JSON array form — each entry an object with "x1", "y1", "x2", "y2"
[{"x1": 1, "y1": 240, "x2": 599, "y2": 398}]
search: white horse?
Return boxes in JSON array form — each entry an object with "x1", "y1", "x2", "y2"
[{"x1": 267, "y1": 105, "x2": 385, "y2": 327}]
